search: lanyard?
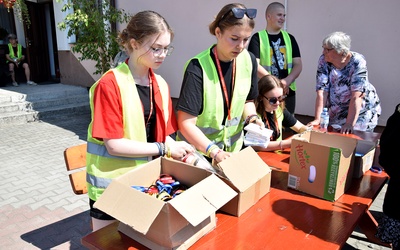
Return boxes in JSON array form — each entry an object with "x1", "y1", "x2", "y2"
[
  {"x1": 138, "y1": 72, "x2": 153, "y2": 128},
  {"x1": 263, "y1": 111, "x2": 280, "y2": 140},
  {"x1": 213, "y1": 47, "x2": 236, "y2": 121}
]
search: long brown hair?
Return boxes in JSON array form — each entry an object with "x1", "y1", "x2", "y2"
[{"x1": 255, "y1": 75, "x2": 286, "y2": 116}]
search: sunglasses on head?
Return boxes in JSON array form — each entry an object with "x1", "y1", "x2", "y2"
[
  {"x1": 262, "y1": 95, "x2": 287, "y2": 105},
  {"x1": 220, "y1": 7, "x2": 257, "y2": 21}
]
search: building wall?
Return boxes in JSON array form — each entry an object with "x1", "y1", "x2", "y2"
[{"x1": 54, "y1": 0, "x2": 400, "y2": 125}]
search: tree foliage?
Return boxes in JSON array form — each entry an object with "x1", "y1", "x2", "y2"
[
  {"x1": 14, "y1": 0, "x2": 31, "y2": 27},
  {"x1": 57, "y1": 0, "x2": 130, "y2": 75}
]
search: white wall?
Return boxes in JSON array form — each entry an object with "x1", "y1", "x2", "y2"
[{"x1": 113, "y1": 0, "x2": 399, "y2": 125}]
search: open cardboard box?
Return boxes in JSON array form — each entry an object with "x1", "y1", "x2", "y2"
[
  {"x1": 94, "y1": 157, "x2": 236, "y2": 249},
  {"x1": 288, "y1": 131, "x2": 357, "y2": 201},
  {"x1": 216, "y1": 146, "x2": 272, "y2": 217},
  {"x1": 353, "y1": 140, "x2": 377, "y2": 178}
]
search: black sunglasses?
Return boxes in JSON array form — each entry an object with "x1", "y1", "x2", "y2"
[
  {"x1": 262, "y1": 95, "x2": 287, "y2": 105},
  {"x1": 220, "y1": 8, "x2": 257, "y2": 22}
]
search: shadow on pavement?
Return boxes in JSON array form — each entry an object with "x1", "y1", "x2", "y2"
[{"x1": 20, "y1": 210, "x2": 91, "y2": 249}]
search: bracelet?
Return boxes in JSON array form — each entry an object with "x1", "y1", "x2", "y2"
[
  {"x1": 160, "y1": 142, "x2": 165, "y2": 156},
  {"x1": 213, "y1": 149, "x2": 223, "y2": 161},
  {"x1": 155, "y1": 142, "x2": 163, "y2": 156},
  {"x1": 279, "y1": 141, "x2": 283, "y2": 150},
  {"x1": 205, "y1": 142, "x2": 216, "y2": 154},
  {"x1": 245, "y1": 114, "x2": 258, "y2": 125},
  {"x1": 207, "y1": 145, "x2": 219, "y2": 158},
  {"x1": 165, "y1": 142, "x2": 171, "y2": 158}
]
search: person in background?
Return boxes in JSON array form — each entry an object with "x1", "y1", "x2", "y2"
[
  {"x1": 176, "y1": 3, "x2": 263, "y2": 164},
  {"x1": 252, "y1": 75, "x2": 310, "y2": 152},
  {"x1": 248, "y1": 2, "x2": 302, "y2": 115},
  {"x1": 375, "y1": 103, "x2": 400, "y2": 250},
  {"x1": 112, "y1": 48, "x2": 129, "y2": 68},
  {"x1": 5, "y1": 34, "x2": 36, "y2": 86},
  {"x1": 86, "y1": 10, "x2": 194, "y2": 231},
  {"x1": 307, "y1": 31, "x2": 381, "y2": 134}
]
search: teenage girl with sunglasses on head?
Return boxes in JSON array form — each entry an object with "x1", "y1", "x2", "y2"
[
  {"x1": 252, "y1": 75, "x2": 312, "y2": 152},
  {"x1": 176, "y1": 3, "x2": 263, "y2": 164}
]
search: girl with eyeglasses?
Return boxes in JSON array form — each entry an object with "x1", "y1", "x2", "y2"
[
  {"x1": 253, "y1": 75, "x2": 311, "y2": 151},
  {"x1": 86, "y1": 11, "x2": 193, "y2": 231},
  {"x1": 176, "y1": 3, "x2": 263, "y2": 164}
]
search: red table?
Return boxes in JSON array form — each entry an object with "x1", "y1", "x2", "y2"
[{"x1": 82, "y1": 132, "x2": 389, "y2": 250}]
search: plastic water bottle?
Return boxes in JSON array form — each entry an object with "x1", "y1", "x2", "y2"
[{"x1": 320, "y1": 107, "x2": 329, "y2": 132}]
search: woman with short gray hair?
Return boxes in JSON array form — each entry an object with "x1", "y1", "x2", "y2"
[{"x1": 308, "y1": 31, "x2": 381, "y2": 133}]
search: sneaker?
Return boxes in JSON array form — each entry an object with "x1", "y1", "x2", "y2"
[
  {"x1": 27, "y1": 81, "x2": 37, "y2": 86},
  {"x1": 12, "y1": 82, "x2": 19, "y2": 87}
]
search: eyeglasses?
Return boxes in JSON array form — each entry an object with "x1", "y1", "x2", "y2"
[
  {"x1": 220, "y1": 8, "x2": 257, "y2": 22},
  {"x1": 150, "y1": 46, "x2": 174, "y2": 57},
  {"x1": 262, "y1": 95, "x2": 286, "y2": 105},
  {"x1": 322, "y1": 46, "x2": 334, "y2": 52}
]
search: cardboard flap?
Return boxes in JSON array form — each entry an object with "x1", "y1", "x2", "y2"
[
  {"x1": 94, "y1": 180, "x2": 164, "y2": 234},
  {"x1": 170, "y1": 174, "x2": 236, "y2": 227},
  {"x1": 218, "y1": 147, "x2": 271, "y2": 192},
  {"x1": 355, "y1": 140, "x2": 376, "y2": 156}
]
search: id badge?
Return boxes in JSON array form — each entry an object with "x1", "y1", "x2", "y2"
[{"x1": 225, "y1": 137, "x2": 231, "y2": 148}]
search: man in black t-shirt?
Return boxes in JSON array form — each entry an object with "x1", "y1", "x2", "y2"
[
  {"x1": 248, "y1": 2, "x2": 302, "y2": 115},
  {"x1": 5, "y1": 34, "x2": 36, "y2": 86}
]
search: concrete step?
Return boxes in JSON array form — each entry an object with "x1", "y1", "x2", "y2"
[
  {"x1": 0, "y1": 83, "x2": 90, "y2": 127},
  {"x1": 0, "y1": 110, "x2": 38, "y2": 127},
  {"x1": 37, "y1": 102, "x2": 90, "y2": 120},
  {"x1": 0, "y1": 101, "x2": 31, "y2": 113},
  {"x1": 31, "y1": 94, "x2": 89, "y2": 109}
]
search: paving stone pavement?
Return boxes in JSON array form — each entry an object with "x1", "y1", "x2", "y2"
[
  {"x1": 0, "y1": 114, "x2": 92, "y2": 250},
  {"x1": 0, "y1": 87, "x2": 391, "y2": 250}
]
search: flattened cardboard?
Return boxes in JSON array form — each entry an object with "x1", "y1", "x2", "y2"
[
  {"x1": 217, "y1": 146, "x2": 272, "y2": 216},
  {"x1": 353, "y1": 140, "x2": 376, "y2": 178},
  {"x1": 288, "y1": 131, "x2": 357, "y2": 201},
  {"x1": 94, "y1": 157, "x2": 236, "y2": 248}
]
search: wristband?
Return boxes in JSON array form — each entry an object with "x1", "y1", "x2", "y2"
[
  {"x1": 213, "y1": 149, "x2": 223, "y2": 161},
  {"x1": 205, "y1": 142, "x2": 216, "y2": 154},
  {"x1": 206, "y1": 145, "x2": 219, "y2": 158},
  {"x1": 370, "y1": 166, "x2": 382, "y2": 174},
  {"x1": 279, "y1": 141, "x2": 283, "y2": 150},
  {"x1": 245, "y1": 114, "x2": 258, "y2": 125},
  {"x1": 155, "y1": 142, "x2": 163, "y2": 156},
  {"x1": 165, "y1": 142, "x2": 171, "y2": 158}
]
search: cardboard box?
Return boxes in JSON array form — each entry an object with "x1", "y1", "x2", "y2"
[
  {"x1": 353, "y1": 140, "x2": 376, "y2": 178},
  {"x1": 216, "y1": 146, "x2": 272, "y2": 217},
  {"x1": 288, "y1": 131, "x2": 357, "y2": 201},
  {"x1": 94, "y1": 157, "x2": 236, "y2": 249}
]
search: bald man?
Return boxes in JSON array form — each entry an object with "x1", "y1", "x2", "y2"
[{"x1": 248, "y1": 2, "x2": 302, "y2": 115}]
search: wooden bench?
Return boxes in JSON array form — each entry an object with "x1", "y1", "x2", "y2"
[{"x1": 64, "y1": 143, "x2": 87, "y2": 195}]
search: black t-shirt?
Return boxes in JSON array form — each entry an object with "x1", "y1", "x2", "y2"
[
  {"x1": 263, "y1": 108, "x2": 297, "y2": 141},
  {"x1": 248, "y1": 31, "x2": 301, "y2": 80},
  {"x1": 136, "y1": 85, "x2": 156, "y2": 142},
  {"x1": 176, "y1": 47, "x2": 259, "y2": 122}
]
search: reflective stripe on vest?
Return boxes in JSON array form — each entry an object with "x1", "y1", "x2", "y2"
[
  {"x1": 86, "y1": 63, "x2": 171, "y2": 201},
  {"x1": 182, "y1": 46, "x2": 252, "y2": 152},
  {"x1": 258, "y1": 30, "x2": 296, "y2": 91},
  {"x1": 87, "y1": 141, "x2": 148, "y2": 161}
]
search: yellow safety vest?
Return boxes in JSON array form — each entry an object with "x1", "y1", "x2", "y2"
[
  {"x1": 7, "y1": 43, "x2": 22, "y2": 62},
  {"x1": 86, "y1": 63, "x2": 170, "y2": 201},
  {"x1": 258, "y1": 30, "x2": 296, "y2": 91},
  {"x1": 178, "y1": 46, "x2": 252, "y2": 152}
]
